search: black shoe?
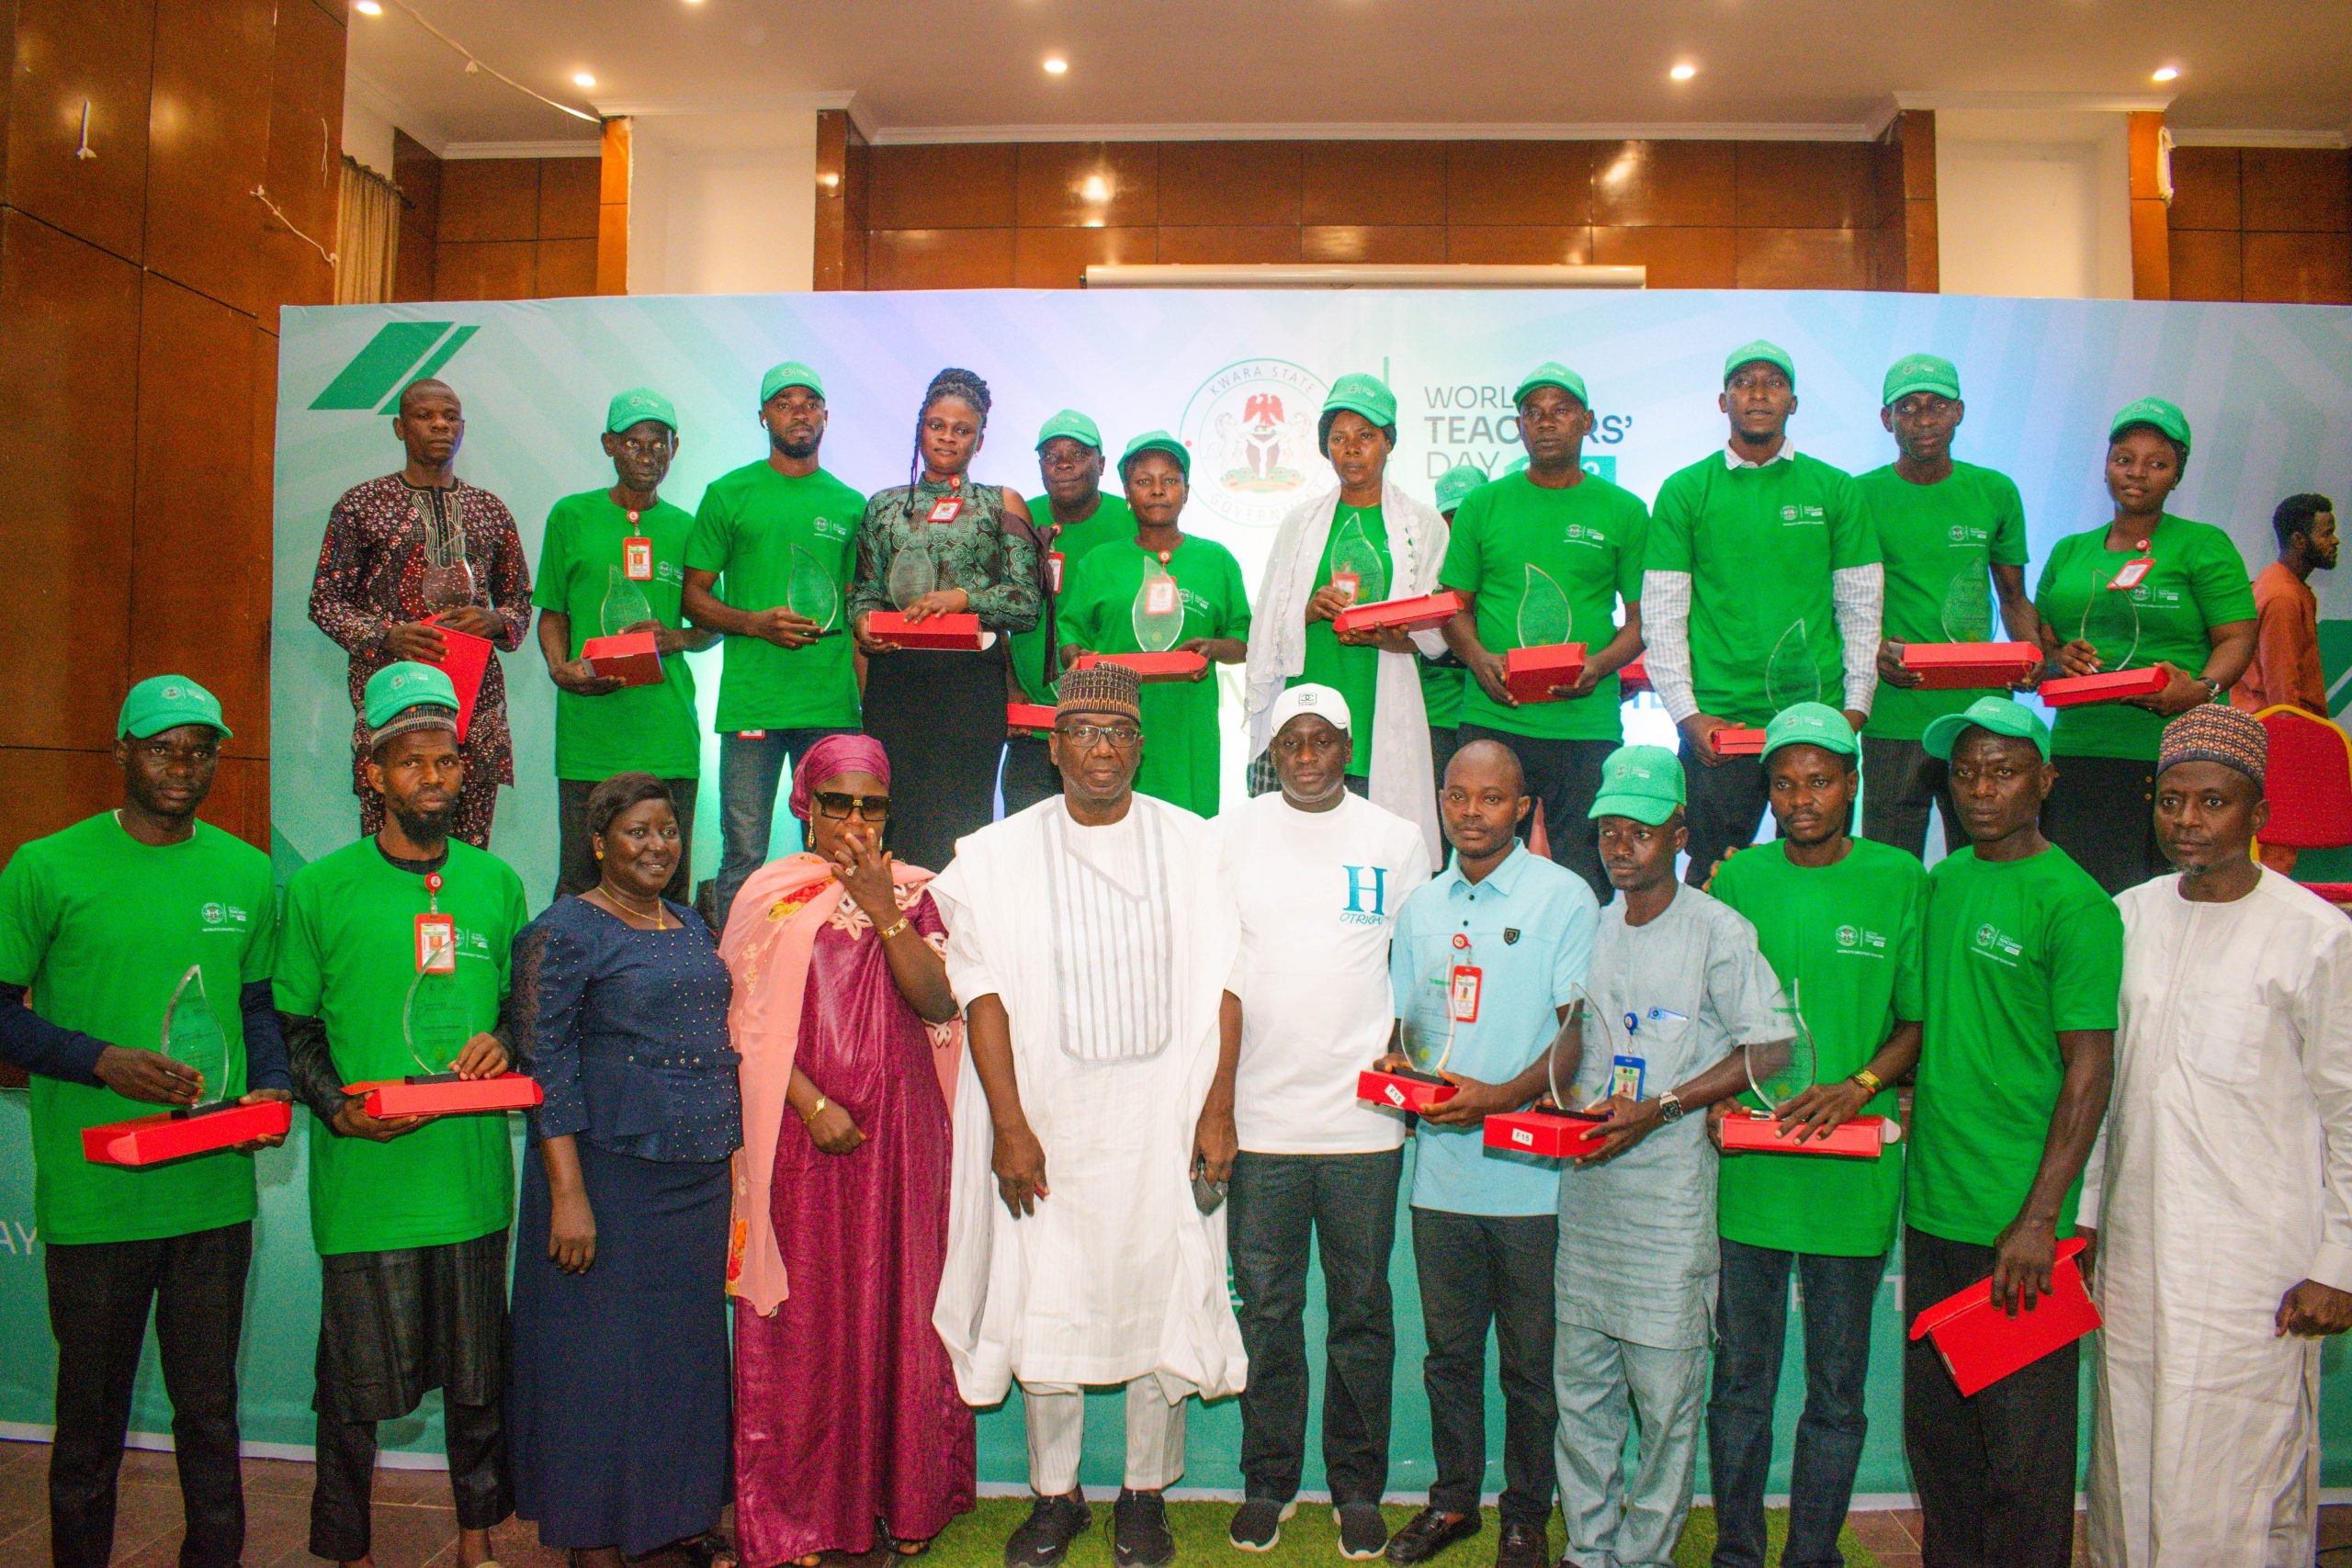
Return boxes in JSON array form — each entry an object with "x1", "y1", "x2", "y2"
[
  {"x1": 1005, "y1": 1490, "x2": 1092, "y2": 1568},
  {"x1": 1384, "y1": 1506, "x2": 1481, "y2": 1565},
  {"x1": 1334, "y1": 1502, "x2": 1390, "y2": 1561},
  {"x1": 1493, "y1": 1521, "x2": 1547, "y2": 1568},
  {"x1": 1228, "y1": 1497, "x2": 1295, "y2": 1552},
  {"x1": 1114, "y1": 1487, "x2": 1176, "y2": 1568}
]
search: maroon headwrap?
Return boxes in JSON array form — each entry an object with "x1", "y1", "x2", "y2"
[{"x1": 788, "y1": 733, "x2": 892, "y2": 821}]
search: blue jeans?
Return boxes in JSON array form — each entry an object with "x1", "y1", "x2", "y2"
[
  {"x1": 1705, "y1": 1237, "x2": 1887, "y2": 1568},
  {"x1": 716, "y1": 727, "x2": 854, "y2": 931}
]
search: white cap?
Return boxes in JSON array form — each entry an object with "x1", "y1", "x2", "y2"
[{"x1": 1268, "y1": 682, "x2": 1352, "y2": 738}]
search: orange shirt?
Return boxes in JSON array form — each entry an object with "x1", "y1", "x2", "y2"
[{"x1": 2231, "y1": 559, "x2": 2326, "y2": 715}]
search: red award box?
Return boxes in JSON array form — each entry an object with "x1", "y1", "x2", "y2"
[
  {"x1": 421, "y1": 617, "x2": 493, "y2": 741},
  {"x1": 1006, "y1": 702, "x2": 1058, "y2": 733},
  {"x1": 1907, "y1": 1235, "x2": 2100, "y2": 1397},
  {"x1": 1484, "y1": 1106, "x2": 1611, "y2": 1159},
  {"x1": 2040, "y1": 666, "x2": 2169, "y2": 708},
  {"x1": 865, "y1": 611, "x2": 985, "y2": 651},
  {"x1": 1718, "y1": 1108, "x2": 1893, "y2": 1159},
  {"x1": 1357, "y1": 1067, "x2": 1457, "y2": 1112},
  {"x1": 1332, "y1": 590, "x2": 1465, "y2": 637},
  {"x1": 1620, "y1": 656, "x2": 1652, "y2": 696},
  {"x1": 1071, "y1": 650, "x2": 1208, "y2": 682},
  {"x1": 349, "y1": 1073, "x2": 545, "y2": 1120},
  {"x1": 579, "y1": 630, "x2": 664, "y2": 687},
  {"x1": 1713, "y1": 726, "x2": 1768, "y2": 756},
  {"x1": 1505, "y1": 643, "x2": 1589, "y2": 705},
  {"x1": 82, "y1": 1099, "x2": 291, "y2": 1167},
  {"x1": 1898, "y1": 641, "x2": 2041, "y2": 691}
]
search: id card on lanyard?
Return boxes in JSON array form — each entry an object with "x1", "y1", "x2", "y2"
[
  {"x1": 1145, "y1": 574, "x2": 1181, "y2": 616},
  {"x1": 1048, "y1": 550, "x2": 1066, "y2": 594},
  {"x1": 1448, "y1": 932, "x2": 1480, "y2": 1025},
  {"x1": 2109, "y1": 538, "x2": 2154, "y2": 592},
  {"x1": 415, "y1": 874, "x2": 456, "y2": 974},
  {"x1": 623, "y1": 533, "x2": 653, "y2": 581}
]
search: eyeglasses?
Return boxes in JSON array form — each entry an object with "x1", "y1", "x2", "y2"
[
  {"x1": 814, "y1": 791, "x2": 891, "y2": 822},
  {"x1": 1057, "y1": 722, "x2": 1142, "y2": 750}
]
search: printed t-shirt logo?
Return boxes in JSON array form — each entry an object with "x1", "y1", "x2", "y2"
[
  {"x1": 1340, "y1": 864, "x2": 1389, "y2": 926},
  {"x1": 198, "y1": 901, "x2": 250, "y2": 934},
  {"x1": 1833, "y1": 921, "x2": 1888, "y2": 956},
  {"x1": 1781, "y1": 503, "x2": 1827, "y2": 526},
  {"x1": 1970, "y1": 920, "x2": 2024, "y2": 968},
  {"x1": 1179, "y1": 359, "x2": 1334, "y2": 531},
  {"x1": 812, "y1": 514, "x2": 852, "y2": 542}
]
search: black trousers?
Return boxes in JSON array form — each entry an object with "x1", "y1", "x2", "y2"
[
  {"x1": 1228, "y1": 1148, "x2": 1404, "y2": 1506},
  {"x1": 1900, "y1": 1226, "x2": 2080, "y2": 1568},
  {"x1": 1410, "y1": 1208, "x2": 1557, "y2": 1527},
  {"x1": 553, "y1": 775, "x2": 697, "y2": 903},
  {"x1": 1455, "y1": 727, "x2": 1613, "y2": 904},
  {"x1": 999, "y1": 733, "x2": 1062, "y2": 817},
  {"x1": 1860, "y1": 738, "x2": 1956, "y2": 862},
  {"x1": 312, "y1": 1394, "x2": 509, "y2": 1562},
  {"x1": 1679, "y1": 750, "x2": 1771, "y2": 886},
  {"x1": 2041, "y1": 753, "x2": 2163, "y2": 897},
  {"x1": 44, "y1": 1222, "x2": 252, "y2": 1568}
]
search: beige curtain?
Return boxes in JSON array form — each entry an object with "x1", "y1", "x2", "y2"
[{"x1": 334, "y1": 157, "x2": 402, "y2": 305}]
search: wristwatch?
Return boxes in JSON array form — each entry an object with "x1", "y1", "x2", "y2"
[
  {"x1": 2197, "y1": 675, "x2": 2224, "y2": 702},
  {"x1": 1657, "y1": 1089, "x2": 1686, "y2": 1124}
]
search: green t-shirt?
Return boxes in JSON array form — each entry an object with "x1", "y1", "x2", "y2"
[
  {"x1": 1860, "y1": 461, "x2": 2030, "y2": 741},
  {"x1": 681, "y1": 459, "x2": 865, "y2": 733},
  {"x1": 2032, "y1": 513, "x2": 2256, "y2": 760},
  {"x1": 1648, "y1": 450, "x2": 1878, "y2": 726},
  {"x1": 275, "y1": 839, "x2": 527, "y2": 1257},
  {"x1": 0, "y1": 815, "x2": 276, "y2": 1246},
  {"x1": 1711, "y1": 838, "x2": 1926, "y2": 1257},
  {"x1": 1017, "y1": 491, "x2": 1134, "y2": 705},
  {"x1": 1439, "y1": 470, "x2": 1650, "y2": 741},
  {"x1": 1058, "y1": 535, "x2": 1251, "y2": 818},
  {"x1": 532, "y1": 489, "x2": 702, "y2": 781},
  {"x1": 1420, "y1": 660, "x2": 1464, "y2": 728},
  {"x1": 1905, "y1": 845, "x2": 2122, "y2": 1247},
  {"x1": 1295, "y1": 505, "x2": 1388, "y2": 777}
]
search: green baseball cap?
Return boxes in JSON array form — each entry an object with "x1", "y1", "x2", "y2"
[
  {"x1": 1882, "y1": 353, "x2": 1961, "y2": 408},
  {"x1": 1322, "y1": 372, "x2": 1397, "y2": 429},
  {"x1": 759, "y1": 360, "x2": 824, "y2": 405},
  {"x1": 1922, "y1": 694, "x2": 2052, "y2": 762},
  {"x1": 1762, "y1": 701, "x2": 1860, "y2": 762},
  {"x1": 1589, "y1": 744, "x2": 1687, "y2": 826},
  {"x1": 1119, "y1": 430, "x2": 1191, "y2": 479},
  {"x1": 1724, "y1": 339, "x2": 1796, "y2": 388},
  {"x1": 362, "y1": 661, "x2": 459, "y2": 731},
  {"x1": 1513, "y1": 361, "x2": 1589, "y2": 408},
  {"x1": 119, "y1": 675, "x2": 230, "y2": 740},
  {"x1": 605, "y1": 387, "x2": 676, "y2": 434},
  {"x1": 1036, "y1": 409, "x2": 1102, "y2": 451},
  {"x1": 2109, "y1": 396, "x2": 2191, "y2": 455},
  {"x1": 1434, "y1": 464, "x2": 1487, "y2": 513}
]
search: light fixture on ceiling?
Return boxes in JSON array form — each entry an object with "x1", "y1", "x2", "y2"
[
  {"x1": 1668, "y1": 62, "x2": 1697, "y2": 81},
  {"x1": 572, "y1": 71, "x2": 597, "y2": 87},
  {"x1": 354, "y1": 0, "x2": 381, "y2": 13},
  {"x1": 1043, "y1": 56, "x2": 1069, "y2": 75},
  {"x1": 1080, "y1": 174, "x2": 1111, "y2": 202},
  {"x1": 2151, "y1": 65, "x2": 2180, "y2": 82}
]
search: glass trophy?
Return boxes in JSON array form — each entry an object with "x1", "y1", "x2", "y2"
[
  {"x1": 1359, "y1": 953, "x2": 1463, "y2": 1113},
  {"x1": 414, "y1": 499, "x2": 476, "y2": 612},
  {"x1": 80, "y1": 963, "x2": 294, "y2": 1163},
  {"x1": 1503, "y1": 563, "x2": 1586, "y2": 703},
  {"x1": 1518, "y1": 564, "x2": 1573, "y2": 649},
  {"x1": 1327, "y1": 515, "x2": 1388, "y2": 605},
  {"x1": 401, "y1": 961, "x2": 473, "y2": 1084},
  {"x1": 786, "y1": 544, "x2": 842, "y2": 635},
  {"x1": 1765, "y1": 619, "x2": 1826, "y2": 711},
  {"x1": 888, "y1": 539, "x2": 942, "y2": 610},
  {"x1": 162, "y1": 964, "x2": 229, "y2": 1114},
  {"x1": 1480, "y1": 987, "x2": 1616, "y2": 1157},
  {"x1": 2080, "y1": 560, "x2": 2143, "y2": 673},
  {"x1": 1940, "y1": 566, "x2": 1995, "y2": 644},
  {"x1": 1131, "y1": 562, "x2": 1186, "y2": 653},
  {"x1": 599, "y1": 564, "x2": 656, "y2": 638},
  {"x1": 1721, "y1": 982, "x2": 1893, "y2": 1156},
  {"x1": 1743, "y1": 989, "x2": 1819, "y2": 1115}
]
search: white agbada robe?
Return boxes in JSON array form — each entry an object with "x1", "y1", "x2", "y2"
[
  {"x1": 928, "y1": 793, "x2": 1247, "y2": 1406},
  {"x1": 2084, "y1": 868, "x2": 2352, "y2": 1568}
]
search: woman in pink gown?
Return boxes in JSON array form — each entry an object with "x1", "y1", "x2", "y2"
[{"x1": 721, "y1": 735, "x2": 975, "y2": 1566}]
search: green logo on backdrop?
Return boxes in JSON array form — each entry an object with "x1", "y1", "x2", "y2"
[{"x1": 309, "y1": 321, "x2": 481, "y2": 412}]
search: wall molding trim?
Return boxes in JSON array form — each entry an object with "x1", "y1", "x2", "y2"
[
  {"x1": 2168, "y1": 126, "x2": 2352, "y2": 149},
  {"x1": 441, "y1": 140, "x2": 602, "y2": 160},
  {"x1": 864, "y1": 118, "x2": 1898, "y2": 146}
]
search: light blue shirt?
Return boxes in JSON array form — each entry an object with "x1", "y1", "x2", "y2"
[{"x1": 1389, "y1": 841, "x2": 1599, "y2": 1217}]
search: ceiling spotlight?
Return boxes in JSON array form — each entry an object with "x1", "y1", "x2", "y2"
[
  {"x1": 354, "y1": 0, "x2": 381, "y2": 13},
  {"x1": 2151, "y1": 65, "x2": 2180, "y2": 82},
  {"x1": 1043, "y1": 56, "x2": 1069, "y2": 74},
  {"x1": 572, "y1": 71, "x2": 597, "y2": 87},
  {"x1": 1669, "y1": 62, "x2": 1697, "y2": 81}
]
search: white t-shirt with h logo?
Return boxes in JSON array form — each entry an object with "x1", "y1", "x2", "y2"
[{"x1": 1220, "y1": 790, "x2": 1432, "y2": 1154}]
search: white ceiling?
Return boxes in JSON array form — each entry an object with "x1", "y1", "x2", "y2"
[{"x1": 350, "y1": 0, "x2": 2352, "y2": 152}]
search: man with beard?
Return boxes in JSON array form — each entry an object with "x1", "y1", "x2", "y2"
[
  {"x1": 1703, "y1": 704, "x2": 1926, "y2": 1568},
  {"x1": 276, "y1": 662, "x2": 528, "y2": 1568},
  {"x1": 0, "y1": 675, "x2": 288, "y2": 1568},
  {"x1": 683, "y1": 361, "x2": 865, "y2": 929},
  {"x1": 534, "y1": 388, "x2": 716, "y2": 901},
  {"x1": 311, "y1": 378, "x2": 533, "y2": 848},
  {"x1": 2083, "y1": 705, "x2": 2352, "y2": 1567}
]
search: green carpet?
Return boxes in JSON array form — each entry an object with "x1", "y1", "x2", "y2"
[{"x1": 906, "y1": 1499, "x2": 1875, "y2": 1567}]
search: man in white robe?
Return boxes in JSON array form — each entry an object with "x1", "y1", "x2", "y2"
[
  {"x1": 930, "y1": 660, "x2": 1245, "y2": 1568},
  {"x1": 2085, "y1": 704, "x2": 2352, "y2": 1567}
]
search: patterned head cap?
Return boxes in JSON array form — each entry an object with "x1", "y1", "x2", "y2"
[
  {"x1": 1057, "y1": 660, "x2": 1143, "y2": 724},
  {"x1": 2157, "y1": 704, "x2": 2267, "y2": 787}
]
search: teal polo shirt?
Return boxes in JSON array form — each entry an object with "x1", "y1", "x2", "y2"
[{"x1": 1389, "y1": 841, "x2": 1599, "y2": 1217}]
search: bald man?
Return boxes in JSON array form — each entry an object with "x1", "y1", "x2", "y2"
[{"x1": 311, "y1": 379, "x2": 532, "y2": 847}]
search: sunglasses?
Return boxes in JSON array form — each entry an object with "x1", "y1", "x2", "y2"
[{"x1": 814, "y1": 791, "x2": 891, "y2": 822}]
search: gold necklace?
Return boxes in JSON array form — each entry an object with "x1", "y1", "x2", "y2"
[{"x1": 598, "y1": 882, "x2": 669, "y2": 928}]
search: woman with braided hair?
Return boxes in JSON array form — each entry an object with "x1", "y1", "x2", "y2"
[{"x1": 850, "y1": 368, "x2": 1044, "y2": 869}]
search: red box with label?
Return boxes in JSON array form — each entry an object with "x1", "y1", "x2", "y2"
[
  {"x1": 1620, "y1": 656, "x2": 1651, "y2": 696},
  {"x1": 1484, "y1": 1106, "x2": 1611, "y2": 1158},
  {"x1": 1718, "y1": 1108, "x2": 1892, "y2": 1159},
  {"x1": 1907, "y1": 1236, "x2": 2100, "y2": 1397},
  {"x1": 82, "y1": 1099, "x2": 292, "y2": 1167},
  {"x1": 1357, "y1": 1067, "x2": 1457, "y2": 1112},
  {"x1": 1713, "y1": 726, "x2": 1768, "y2": 756},
  {"x1": 2040, "y1": 666, "x2": 2169, "y2": 707},
  {"x1": 349, "y1": 1073, "x2": 545, "y2": 1120},
  {"x1": 579, "y1": 630, "x2": 665, "y2": 687},
  {"x1": 1505, "y1": 643, "x2": 1589, "y2": 705},
  {"x1": 1899, "y1": 641, "x2": 2041, "y2": 691},
  {"x1": 1007, "y1": 703, "x2": 1058, "y2": 733},
  {"x1": 1332, "y1": 590, "x2": 1465, "y2": 637},
  {"x1": 1072, "y1": 650, "x2": 1208, "y2": 682},
  {"x1": 420, "y1": 617, "x2": 492, "y2": 741},
  {"x1": 865, "y1": 612, "x2": 986, "y2": 651}
]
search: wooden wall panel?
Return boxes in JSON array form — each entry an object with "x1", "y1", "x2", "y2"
[
  {"x1": 537, "y1": 157, "x2": 600, "y2": 239},
  {"x1": 2242, "y1": 231, "x2": 2352, "y2": 304},
  {"x1": 1012, "y1": 224, "x2": 1154, "y2": 288},
  {"x1": 2167, "y1": 228, "x2": 2242, "y2": 302},
  {"x1": 1446, "y1": 142, "x2": 1592, "y2": 226},
  {"x1": 1736, "y1": 227, "x2": 1871, "y2": 290},
  {"x1": 1015, "y1": 141, "x2": 1158, "y2": 228},
  {"x1": 868, "y1": 228, "x2": 1016, "y2": 289},
  {"x1": 2165, "y1": 146, "x2": 2240, "y2": 230},
  {"x1": 1591, "y1": 224, "x2": 1737, "y2": 288},
  {"x1": 1735, "y1": 141, "x2": 1877, "y2": 229},
  {"x1": 597, "y1": 118, "x2": 631, "y2": 295},
  {"x1": 1446, "y1": 225, "x2": 1594, "y2": 265},
  {"x1": 1159, "y1": 141, "x2": 1302, "y2": 225},
  {"x1": 1303, "y1": 224, "x2": 1447, "y2": 263},
  {"x1": 1592, "y1": 141, "x2": 1735, "y2": 228},
  {"x1": 0, "y1": 749, "x2": 127, "y2": 864},
  {"x1": 434, "y1": 240, "x2": 537, "y2": 300},
  {"x1": 869, "y1": 144, "x2": 1017, "y2": 229},
  {"x1": 533, "y1": 237, "x2": 597, "y2": 298},
  {"x1": 2165, "y1": 141, "x2": 2351, "y2": 306},
  {"x1": 245, "y1": 326, "x2": 277, "y2": 759},
  {"x1": 257, "y1": 0, "x2": 345, "y2": 333},
  {"x1": 1302, "y1": 141, "x2": 1445, "y2": 225},
  {"x1": 2241, "y1": 148, "x2": 2351, "y2": 233},
  {"x1": 6, "y1": 0, "x2": 155, "y2": 262},
  {"x1": 437, "y1": 158, "x2": 540, "y2": 243},
  {"x1": 143, "y1": 0, "x2": 273, "y2": 314},
  {"x1": 1157, "y1": 225, "x2": 1304, "y2": 265}
]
